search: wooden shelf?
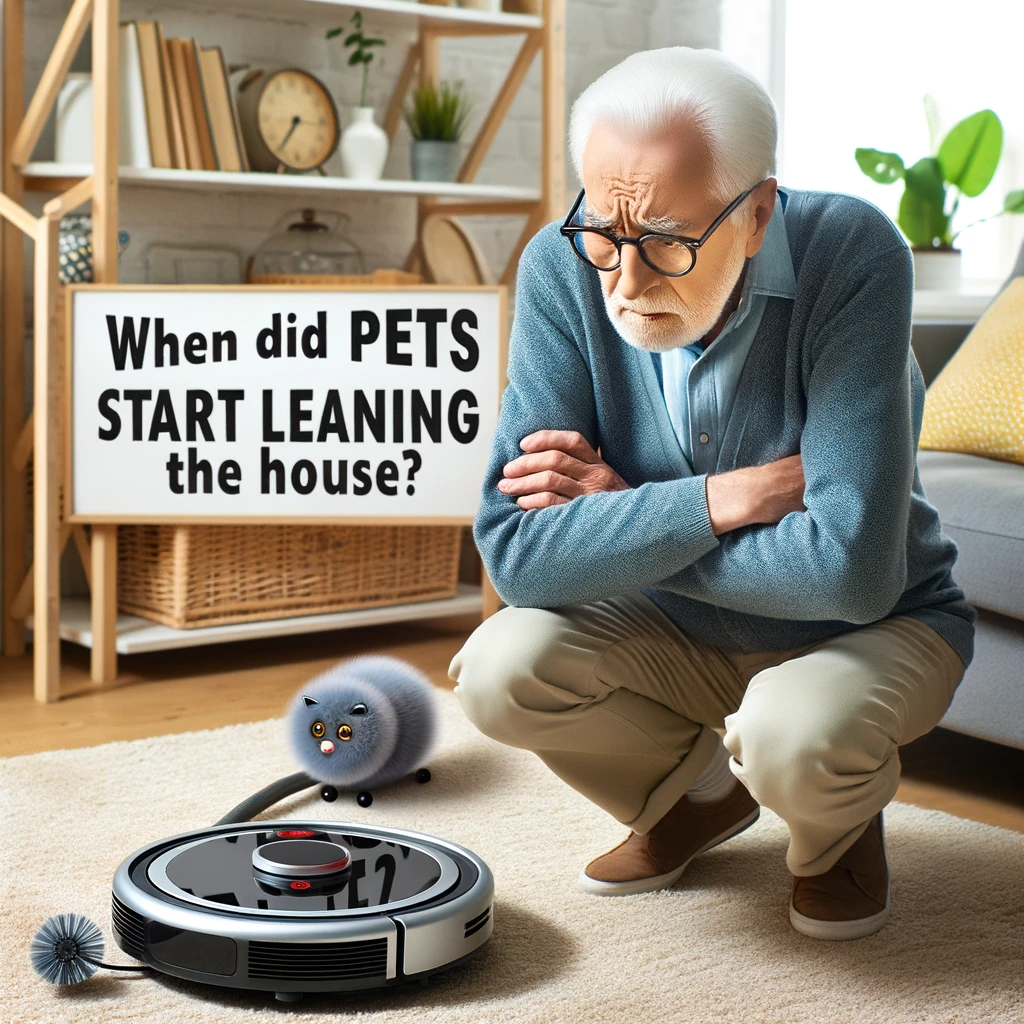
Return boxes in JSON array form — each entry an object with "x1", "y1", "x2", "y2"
[
  {"x1": 25, "y1": 583, "x2": 483, "y2": 655},
  {"x1": 21, "y1": 163, "x2": 542, "y2": 202},
  {"x1": 239, "y1": 0, "x2": 542, "y2": 30}
]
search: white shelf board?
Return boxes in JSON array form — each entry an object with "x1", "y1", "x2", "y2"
[
  {"x1": 25, "y1": 583, "x2": 483, "y2": 655},
  {"x1": 22, "y1": 163, "x2": 541, "y2": 203},
  {"x1": 912, "y1": 282, "x2": 1000, "y2": 323},
  {"x1": 238, "y1": 0, "x2": 542, "y2": 29}
]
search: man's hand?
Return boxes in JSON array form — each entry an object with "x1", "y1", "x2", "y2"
[
  {"x1": 497, "y1": 430, "x2": 631, "y2": 510},
  {"x1": 705, "y1": 454, "x2": 806, "y2": 535}
]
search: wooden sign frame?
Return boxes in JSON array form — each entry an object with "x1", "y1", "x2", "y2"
[{"x1": 63, "y1": 283, "x2": 509, "y2": 527}]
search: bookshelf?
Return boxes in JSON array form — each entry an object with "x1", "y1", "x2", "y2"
[
  {"x1": 221, "y1": 0, "x2": 543, "y2": 31},
  {"x1": 26, "y1": 586, "x2": 484, "y2": 656},
  {"x1": 21, "y1": 162, "x2": 542, "y2": 201},
  {"x1": 1, "y1": 0, "x2": 566, "y2": 701}
]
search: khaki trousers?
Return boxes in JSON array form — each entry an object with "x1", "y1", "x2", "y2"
[{"x1": 448, "y1": 591, "x2": 966, "y2": 876}]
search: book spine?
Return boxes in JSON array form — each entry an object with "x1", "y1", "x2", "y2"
[
  {"x1": 135, "y1": 22, "x2": 172, "y2": 168},
  {"x1": 169, "y1": 39, "x2": 202, "y2": 170},
  {"x1": 159, "y1": 27, "x2": 187, "y2": 168},
  {"x1": 185, "y1": 39, "x2": 218, "y2": 170}
]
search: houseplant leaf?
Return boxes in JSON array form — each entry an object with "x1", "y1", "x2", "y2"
[
  {"x1": 899, "y1": 157, "x2": 949, "y2": 247},
  {"x1": 403, "y1": 80, "x2": 471, "y2": 142},
  {"x1": 937, "y1": 109, "x2": 1003, "y2": 197},
  {"x1": 855, "y1": 148, "x2": 905, "y2": 184},
  {"x1": 1004, "y1": 189, "x2": 1024, "y2": 213}
]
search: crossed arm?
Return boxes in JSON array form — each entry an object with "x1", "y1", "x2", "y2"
[
  {"x1": 499, "y1": 428, "x2": 806, "y2": 536},
  {"x1": 476, "y1": 243, "x2": 915, "y2": 623}
]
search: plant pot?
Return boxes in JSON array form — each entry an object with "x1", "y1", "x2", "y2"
[
  {"x1": 340, "y1": 107, "x2": 388, "y2": 181},
  {"x1": 912, "y1": 247, "x2": 962, "y2": 290},
  {"x1": 411, "y1": 139, "x2": 461, "y2": 183}
]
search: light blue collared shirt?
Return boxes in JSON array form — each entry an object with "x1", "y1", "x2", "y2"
[{"x1": 655, "y1": 188, "x2": 797, "y2": 472}]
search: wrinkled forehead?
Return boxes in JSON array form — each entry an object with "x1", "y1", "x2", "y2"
[{"x1": 580, "y1": 117, "x2": 718, "y2": 233}]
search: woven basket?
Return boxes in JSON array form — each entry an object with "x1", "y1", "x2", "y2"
[{"x1": 117, "y1": 522, "x2": 463, "y2": 629}]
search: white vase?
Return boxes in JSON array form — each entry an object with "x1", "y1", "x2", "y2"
[
  {"x1": 340, "y1": 107, "x2": 388, "y2": 181},
  {"x1": 912, "y1": 247, "x2": 962, "y2": 290}
]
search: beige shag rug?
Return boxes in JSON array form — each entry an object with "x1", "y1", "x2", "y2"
[{"x1": 2, "y1": 691, "x2": 1023, "y2": 1024}]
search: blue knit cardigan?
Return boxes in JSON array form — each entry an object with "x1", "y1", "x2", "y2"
[{"x1": 473, "y1": 186, "x2": 975, "y2": 668}]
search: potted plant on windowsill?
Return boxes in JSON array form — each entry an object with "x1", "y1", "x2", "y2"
[
  {"x1": 328, "y1": 10, "x2": 388, "y2": 181},
  {"x1": 403, "y1": 80, "x2": 472, "y2": 183},
  {"x1": 856, "y1": 99, "x2": 1024, "y2": 290}
]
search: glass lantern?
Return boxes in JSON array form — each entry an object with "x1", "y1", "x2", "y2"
[{"x1": 250, "y1": 208, "x2": 366, "y2": 279}]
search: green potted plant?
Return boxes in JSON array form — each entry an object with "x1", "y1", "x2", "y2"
[
  {"x1": 403, "y1": 80, "x2": 472, "y2": 183},
  {"x1": 328, "y1": 11, "x2": 388, "y2": 181},
  {"x1": 856, "y1": 98, "x2": 1024, "y2": 289}
]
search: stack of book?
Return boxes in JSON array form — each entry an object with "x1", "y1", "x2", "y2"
[{"x1": 122, "y1": 20, "x2": 250, "y2": 172}]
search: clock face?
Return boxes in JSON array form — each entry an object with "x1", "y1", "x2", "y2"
[{"x1": 257, "y1": 70, "x2": 339, "y2": 171}]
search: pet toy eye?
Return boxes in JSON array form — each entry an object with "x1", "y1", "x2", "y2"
[
  {"x1": 338, "y1": 723, "x2": 353, "y2": 741},
  {"x1": 310, "y1": 721, "x2": 326, "y2": 739},
  {"x1": 350, "y1": 703, "x2": 367, "y2": 715}
]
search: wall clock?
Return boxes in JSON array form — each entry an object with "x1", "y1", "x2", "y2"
[{"x1": 236, "y1": 68, "x2": 341, "y2": 174}]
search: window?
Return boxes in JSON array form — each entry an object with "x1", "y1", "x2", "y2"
[{"x1": 722, "y1": 0, "x2": 1024, "y2": 284}]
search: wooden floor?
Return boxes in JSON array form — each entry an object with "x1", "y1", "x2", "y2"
[{"x1": 2, "y1": 614, "x2": 1023, "y2": 836}]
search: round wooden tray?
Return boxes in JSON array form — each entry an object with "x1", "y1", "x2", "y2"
[{"x1": 421, "y1": 215, "x2": 495, "y2": 286}]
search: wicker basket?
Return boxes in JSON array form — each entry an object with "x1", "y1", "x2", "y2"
[{"x1": 117, "y1": 522, "x2": 463, "y2": 629}]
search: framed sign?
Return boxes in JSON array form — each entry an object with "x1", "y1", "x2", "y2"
[{"x1": 64, "y1": 285, "x2": 507, "y2": 525}]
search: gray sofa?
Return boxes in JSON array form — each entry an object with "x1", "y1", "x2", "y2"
[
  {"x1": 918, "y1": 254, "x2": 1024, "y2": 752},
  {"x1": 920, "y1": 451, "x2": 1023, "y2": 750}
]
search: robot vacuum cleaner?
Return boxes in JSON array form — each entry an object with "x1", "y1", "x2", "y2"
[{"x1": 110, "y1": 819, "x2": 494, "y2": 1002}]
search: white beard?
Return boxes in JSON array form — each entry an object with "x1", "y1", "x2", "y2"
[{"x1": 602, "y1": 239, "x2": 749, "y2": 352}]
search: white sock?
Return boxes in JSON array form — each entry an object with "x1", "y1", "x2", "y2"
[{"x1": 686, "y1": 735, "x2": 736, "y2": 804}]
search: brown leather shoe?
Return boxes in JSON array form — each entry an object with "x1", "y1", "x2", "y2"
[
  {"x1": 578, "y1": 778, "x2": 760, "y2": 896},
  {"x1": 789, "y1": 809, "x2": 890, "y2": 940}
]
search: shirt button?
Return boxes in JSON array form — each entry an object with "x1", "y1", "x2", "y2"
[{"x1": 699, "y1": 432, "x2": 710, "y2": 444}]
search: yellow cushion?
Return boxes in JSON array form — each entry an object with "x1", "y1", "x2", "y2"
[{"x1": 919, "y1": 277, "x2": 1024, "y2": 465}]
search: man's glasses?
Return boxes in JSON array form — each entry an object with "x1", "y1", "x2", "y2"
[{"x1": 559, "y1": 179, "x2": 767, "y2": 278}]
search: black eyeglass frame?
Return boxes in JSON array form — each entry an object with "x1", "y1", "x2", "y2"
[{"x1": 559, "y1": 178, "x2": 768, "y2": 278}]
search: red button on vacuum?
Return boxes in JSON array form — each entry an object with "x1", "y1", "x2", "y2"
[
  {"x1": 276, "y1": 830, "x2": 316, "y2": 838},
  {"x1": 290, "y1": 880, "x2": 311, "y2": 890}
]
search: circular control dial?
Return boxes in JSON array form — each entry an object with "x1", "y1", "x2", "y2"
[{"x1": 252, "y1": 840, "x2": 351, "y2": 879}]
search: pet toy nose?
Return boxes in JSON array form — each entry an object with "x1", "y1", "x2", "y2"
[{"x1": 319, "y1": 740, "x2": 335, "y2": 755}]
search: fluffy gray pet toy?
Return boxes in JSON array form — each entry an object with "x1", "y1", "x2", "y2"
[{"x1": 286, "y1": 654, "x2": 438, "y2": 807}]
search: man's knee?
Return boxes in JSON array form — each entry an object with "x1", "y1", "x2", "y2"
[
  {"x1": 723, "y1": 677, "x2": 897, "y2": 811},
  {"x1": 448, "y1": 605, "x2": 561, "y2": 745}
]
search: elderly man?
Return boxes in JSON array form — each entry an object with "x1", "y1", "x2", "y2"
[{"x1": 448, "y1": 46, "x2": 974, "y2": 941}]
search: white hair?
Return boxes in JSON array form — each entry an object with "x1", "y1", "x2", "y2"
[{"x1": 568, "y1": 47, "x2": 778, "y2": 204}]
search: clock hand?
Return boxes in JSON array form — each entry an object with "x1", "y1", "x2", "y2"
[{"x1": 277, "y1": 115, "x2": 302, "y2": 152}]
